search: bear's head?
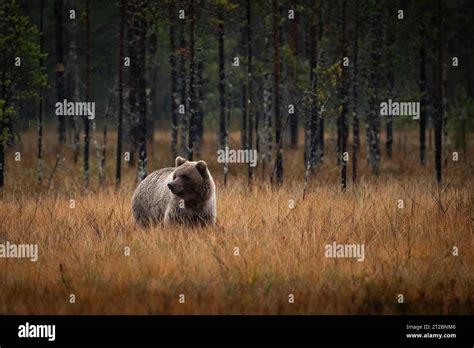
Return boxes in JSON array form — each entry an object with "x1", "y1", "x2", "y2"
[{"x1": 167, "y1": 156, "x2": 212, "y2": 205}]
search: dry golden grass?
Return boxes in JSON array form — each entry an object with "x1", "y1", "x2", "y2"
[{"x1": 0, "y1": 128, "x2": 473, "y2": 314}]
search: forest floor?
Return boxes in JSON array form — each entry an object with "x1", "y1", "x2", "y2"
[{"x1": 0, "y1": 128, "x2": 473, "y2": 314}]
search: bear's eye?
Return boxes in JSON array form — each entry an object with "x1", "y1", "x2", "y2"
[{"x1": 181, "y1": 174, "x2": 189, "y2": 181}]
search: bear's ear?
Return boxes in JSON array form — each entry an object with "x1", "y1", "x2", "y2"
[
  {"x1": 175, "y1": 156, "x2": 187, "y2": 167},
  {"x1": 195, "y1": 160, "x2": 208, "y2": 178}
]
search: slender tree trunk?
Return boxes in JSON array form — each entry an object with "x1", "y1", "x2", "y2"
[
  {"x1": 127, "y1": 1, "x2": 140, "y2": 168},
  {"x1": 315, "y1": 0, "x2": 324, "y2": 163},
  {"x1": 225, "y1": 90, "x2": 231, "y2": 185},
  {"x1": 115, "y1": 0, "x2": 125, "y2": 190},
  {"x1": 443, "y1": 61, "x2": 448, "y2": 167},
  {"x1": 255, "y1": 110, "x2": 260, "y2": 158},
  {"x1": 37, "y1": 0, "x2": 44, "y2": 185},
  {"x1": 137, "y1": 0, "x2": 147, "y2": 182},
  {"x1": 308, "y1": 0, "x2": 318, "y2": 167},
  {"x1": 0, "y1": 146, "x2": 3, "y2": 190},
  {"x1": 339, "y1": 0, "x2": 348, "y2": 191},
  {"x1": 195, "y1": 2, "x2": 203, "y2": 156},
  {"x1": 99, "y1": 98, "x2": 109, "y2": 188},
  {"x1": 272, "y1": 0, "x2": 283, "y2": 184},
  {"x1": 217, "y1": 8, "x2": 227, "y2": 183},
  {"x1": 435, "y1": 0, "x2": 443, "y2": 184},
  {"x1": 194, "y1": 1, "x2": 204, "y2": 157},
  {"x1": 352, "y1": 0, "x2": 359, "y2": 184},
  {"x1": 170, "y1": 1, "x2": 178, "y2": 160},
  {"x1": 240, "y1": 19, "x2": 247, "y2": 152},
  {"x1": 419, "y1": 22, "x2": 427, "y2": 165},
  {"x1": 263, "y1": 37, "x2": 273, "y2": 176},
  {"x1": 288, "y1": 0, "x2": 299, "y2": 149},
  {"x1": 55, "y1": 0, "x2": 66, "y2": 145},
  {"x1": 195, "y1": 59, "x2": 204, "y2": 156},
  {"x1": 83, "y1": 0, "x2": 91, "y2": 188},
  {"x1": 146, "y1": 33, "x2": 157, "y2": 158},
  {"x1": 246, "y1": 0, "x2": 253, "y2": 184},
  {"x1": 0, "y1": 61, "x2": 7, "y2": 190},
  {"x1": 179, "y1": 27, "x2": 187, "y2": 157},
  {"x1": 187, "y1": 0, "x2": 196, "y2": 160},
  {"x1": 386, "y1": 28, "x2": 394, "y2": 160},
  {"x1": 241, "y1": 84, "x2": 247, "y2": 149},
  {"x1": 0, "y1": 137, "x2": 4, "y2": 189},
  {"x1": 65, "y1": 0, "x2": 74, "y2": 146},
  {"x1": 68, "y1": 2, "x2": 80, "y2": 165},
  {"x1": 368, "y1": 0, "x2": 382, "y2": 176}
]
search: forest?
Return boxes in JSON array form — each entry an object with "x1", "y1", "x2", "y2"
[{"x1": 0, "y1": 0, "x2": 472, "y2": 314}]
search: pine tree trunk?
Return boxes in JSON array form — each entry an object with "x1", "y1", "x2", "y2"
[
  {"x1": 263, "y1": 39, "x2": 273, "y2": 176},
  {"x1": 386, "y1": 71, "x2": 394, "y2": 159},
  {"x1": 65, "y1": 0, "x2": 74, "y2": 146},
  {"x1": 187, "y1": 0, "x2": 196, "y2": 160},
  {"x1": 241, "y1": 84, "x2": 247, "y2": 149},
  {"x1": 67, "y1": 0, "x2": 80, "y2": 165},
  {"x1": 147, "y1": 33, "x2": 157, "y2": 158},
  {"x1": 240, "y1": 20, "x2": 247, "y2": 152},
  {"x1": 217, "y1": 8, "x2": 227, "y2": 182},
  {"x1": 272, "y1": 0, "x2": 283, "y2": 184},
  {"x1": 37, "y1": 0, "x2": 44, "y2": 185},
  {"x1": 127, "y1": 1, "x2": 140, "y2": 168},
  {"x1": 308, "y1": 1, "x2": 318, "y2": 167},
  {"x1": 137, "y1": 0, "x2": 147, "y2": 182},
  {"x1": 83, "y1": 0, "x2": 91, "y2": 188},
  {"x1": 368, "y1": 0, "x2": 382, "y2": 176},
  {"x1": 55, "y1": 0, "x2": 66, "y2": 145},
  {"x1": 443, "y1": 60, "x2": 448, "y2": 167},
  {"x1": 115, "y1": 0, "x2": 125, "y2": 190},
  {"x1": 246, "y1": 0, "x2": 253, "y2": 184},
  {"x1": 0, "y1": 58, "x2": 7, "y2": 190},
  {"x1": 419, "y1": 22, "x2": 427, "y2": 165},
  {"x1": 195, "y1": 59, "x2": 204, "y2": 156},
  {"x1": 179, "y1": 27, "x2": 187, "y2": 157},
  {"x1": 169, "y1": 1, "x2": 178, "y2": 160},
  {"x1": 99, "y1": 98, "x2": 108, "y2": 188},
  {"x1": 289, "y1": 0, "x2": 299, "y2": 149},
  {"x1": 225, "y1": 90, "x2": 231, "y2": 185},
  {"x1": 0, "y1": 139, "x2": 4, "y2": 189},
  {"x1": 435, "y1": 0, "x2": 443, "y2": 184},
  {"x1": 317, "y1": 2, "x2": 323, "y2": 161},
  {"x1": 339, "y1": 0, "x2": 348, "y2": 191},
  {"x1": 352, "y1": 0, "x2": 359, "y2": 184}
]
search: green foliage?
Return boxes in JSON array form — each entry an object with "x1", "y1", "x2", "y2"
[
  {"x1": 214, "y1": 0, "x2": 238, "y2": 11},
  {"x1": 0, "y1": 0, "x2": 46, "y2": 145},
  {"x1": 315, "y1": 62, "x2": 340, "y2": 116},
  {"x1": 447, "y1": 85, "x2": 474, "y2": 151}
]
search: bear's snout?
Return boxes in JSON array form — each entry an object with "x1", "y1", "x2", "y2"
[{"x1": 168, "y1": 181, "x2": 182, "y2": 196}]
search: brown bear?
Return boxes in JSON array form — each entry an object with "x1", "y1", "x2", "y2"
[{"x1": 131, "y1": 156, "x2": 216, "y2": 227}]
